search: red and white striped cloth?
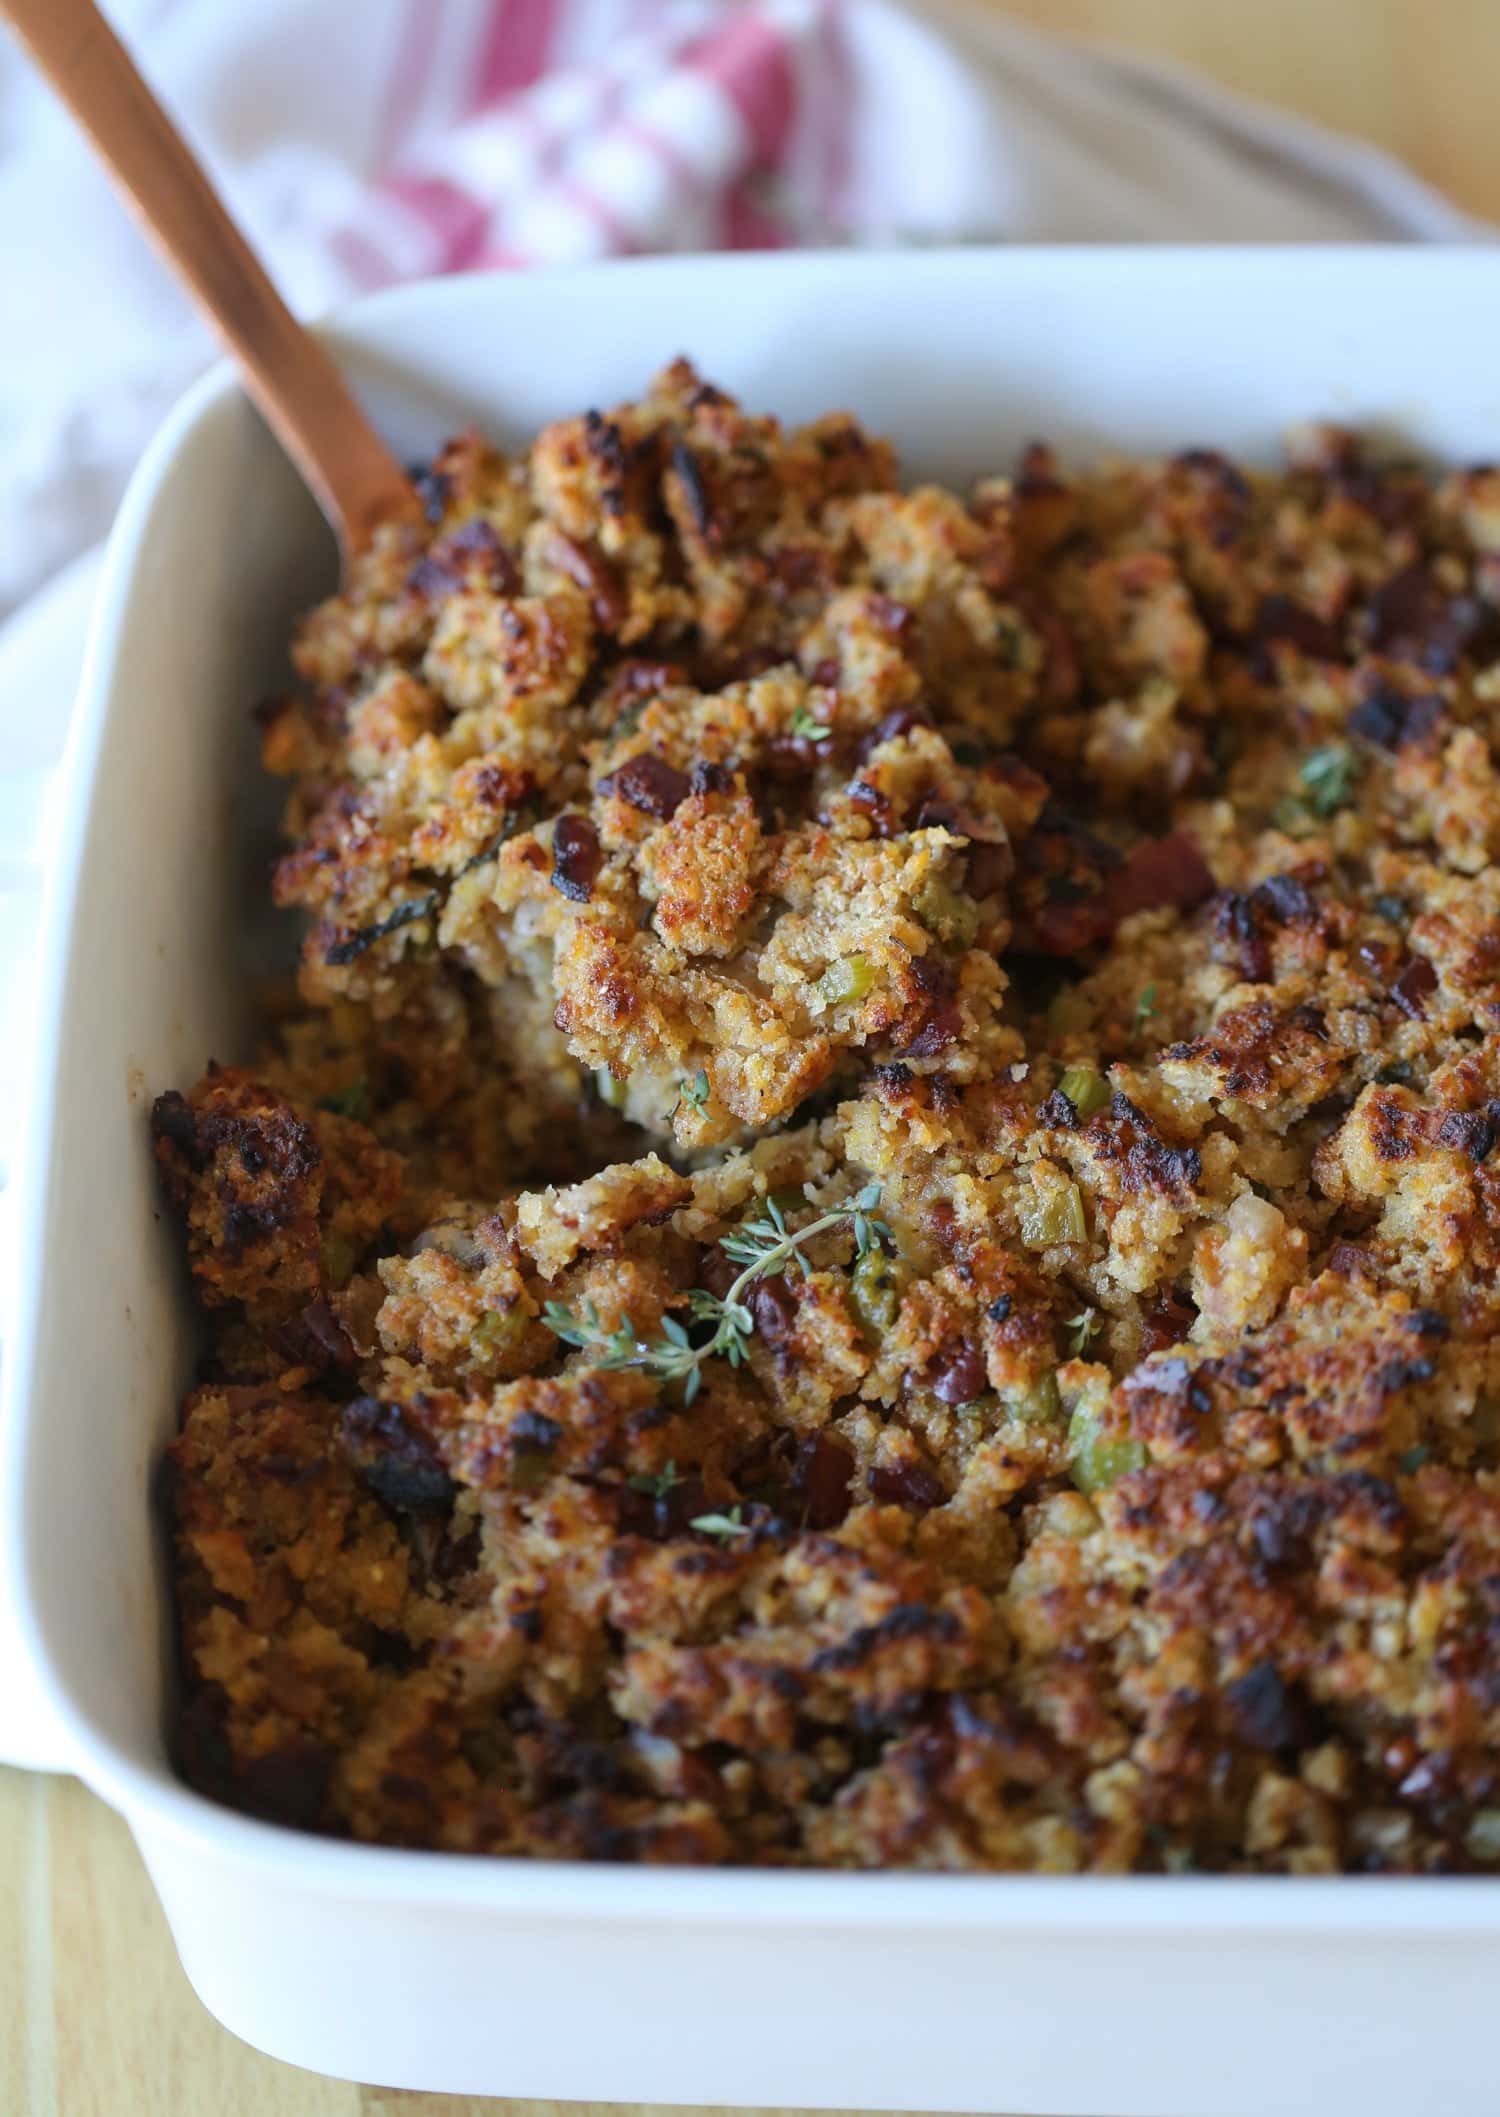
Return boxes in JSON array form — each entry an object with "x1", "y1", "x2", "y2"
[
  {"x1": 331, "y1": 0, "x2": 851, "y2": 276},
  {"x1": 0, "y1": 0, "x2": 1481, "y2": 626},
  {"x1": 324, "y1": 0, "x2": 1478, "y2": 279}
]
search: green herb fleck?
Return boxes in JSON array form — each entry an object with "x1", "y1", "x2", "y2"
[
  {"x1": 325, "y1": 891, "x2": 439, "y2": 967},
  {"x1": 628, "y1": 1460, "x2": 683, "y2": 1500},
  {"x1": 1376, "y1": 1059, "x2": 1414, "y2": 1086},
  {"x1": 1398, "y1": 1444, "x2": 1432, "y2": 1475},
  {"x1": 1065, "y1": 1309, "x2": 1103, "y2": 1356},
  {"x1": 1270, "y1": 795, "x2": 1313, "y2": 836},
  {"x1": 317, "y1": 1076, "x2": 371, "y2": 1122},
  {"x1": 454, "y1": 808, "x2": 534, "y2": 879},
  {"x1": 1133, "y1": 984, "x2": 1158, "y2": 1032},
  {"x1": 1373, "y1": 893, "x2": 1408, "y2": 924},
  {"x1": 677, "y1": 1068, "x2": 711, "y2": 1116},
  {"x1": 790, "y1": 705, "x2": 832, "y2": 743},
  {"x1": 1299, "y1": 743, "x2": 1359, "y2": 818},
  {"x1": 543, "y1": 1184, "x2": 891, "y2": 1405},
  {"x1": 689, "y1": 1507, "x2": 749, "y2": 1540}
]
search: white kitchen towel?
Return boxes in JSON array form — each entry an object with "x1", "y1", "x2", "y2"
[{"x1": 0, "y1": 0, "x2": 1483, "y2": 1766}]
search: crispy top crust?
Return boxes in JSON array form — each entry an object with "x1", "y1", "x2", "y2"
[{"x1": 158, "y1": 376, "x2": 1500, "y2": 1871}]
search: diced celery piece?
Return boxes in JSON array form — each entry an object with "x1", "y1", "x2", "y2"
[
  {"x1": 1021, "y1": 1180, "x2": 1087, "y2": 1248},
  {"x1": 474, "y1": 1308, "x2": 524, "y2": 1362},
  {"x1": 1010, "y1": 1371, "x2": 1063, "y2": 1425},
  {"x1": 1068, "y1": 1403, "x2": 1148, "y2": 1494},
  {"x1": 850, "y1": 1246, "x2": 906, "y2": 1337},
  {"x1": 913, "y1": 874, "x2": 979, "y2": 951},
  {"x1": 1057, "y1": 1065, "x2": 1110, "y2": 1120},
  {"x1": 816, "y1": 955, "x2": 876, "y2": 1007}
]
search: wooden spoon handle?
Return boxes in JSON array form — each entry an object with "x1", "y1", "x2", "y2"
[{"x1": 4, "y1": 0, "x2": 420, "y2": 561}]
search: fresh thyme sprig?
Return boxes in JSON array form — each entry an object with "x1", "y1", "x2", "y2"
[{"x1": 542, "y1": 1183, "x2": 891, "y2": 1406}]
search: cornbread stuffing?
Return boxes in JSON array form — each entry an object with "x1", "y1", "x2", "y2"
[{"x1": 157, "y1": 366, "x2": 1500, "y2": 1871}]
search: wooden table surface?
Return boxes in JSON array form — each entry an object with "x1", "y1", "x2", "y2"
[{"x1": 6, "y1": 5, "x2": 1497, "y2": 2114}]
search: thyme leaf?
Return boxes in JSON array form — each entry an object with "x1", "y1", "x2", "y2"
[
  {"x1": 789, "y1": 704, "x2": 832, "y2": 743},
  {"x1": 677, "y1": 1068, "x2": 711, "y2": 1115},
  {"x1": 1298, "y1": 743, "x2": 1359, "y2": 818},
  {"x1": 628, "y1": 1460, "x2": 683, "y2": 1499},
  {"x1": 1066, "y1": 1308, "x2": 1102, "y2": 1356},
  {"x1": 688, "y1": 1507, "x2": 750, "y2": 1540}
]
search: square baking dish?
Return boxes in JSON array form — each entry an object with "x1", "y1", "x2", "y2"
[{"x1": 8, "y1": 249, "x2": 1500, "y2": 2115}]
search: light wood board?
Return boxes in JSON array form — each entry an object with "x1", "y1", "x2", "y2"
[{"x1": 996, "y1": 0, "x2": 1500, "y2": 222}]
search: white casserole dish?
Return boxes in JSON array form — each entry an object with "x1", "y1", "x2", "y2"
[{"x1": 7, "y1": 248, "x2": 1500, "y2": 2114}]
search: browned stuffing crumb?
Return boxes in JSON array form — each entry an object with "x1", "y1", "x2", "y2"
[{"x1": 156, "y1": 369, "x2": 1500, "y2": 1871}]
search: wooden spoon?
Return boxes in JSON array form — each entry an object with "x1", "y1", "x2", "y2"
[{"x1": 3, "y1": 0, "x2": 422, "y2": 568}]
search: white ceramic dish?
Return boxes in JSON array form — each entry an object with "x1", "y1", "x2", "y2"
[{"x1": 8, "y1": 248, "x2": 1500, "y2": 2114}]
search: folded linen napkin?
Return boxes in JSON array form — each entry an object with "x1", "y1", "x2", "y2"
[{"x1": 0, "y1": 0, "x2": 1482, "y2": 1770}]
